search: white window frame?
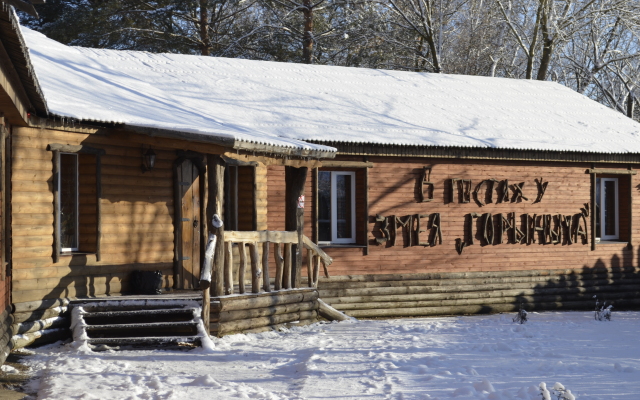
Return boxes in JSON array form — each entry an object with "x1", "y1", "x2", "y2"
[
  {"x1": 597, "y1": 177, "x2": 619, "y2": 241},
  {"x1": 59, "y1": 153, "x2": 79, "y2": 252},
  {"x1": 320, "y1": 171, "x2": 356, "y2": 245}
]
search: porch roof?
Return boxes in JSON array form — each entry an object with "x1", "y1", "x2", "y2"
[{"x1": 22, "y1": 27, "x2": 640, "y2": 156}]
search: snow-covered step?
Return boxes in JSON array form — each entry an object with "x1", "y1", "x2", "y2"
[
  {"x1": 85, "y1": 321, "x2": 199, "y2": 337},
  {"x1": 87, "y1": 336, "x2": 202, "y2": 351},
  {"x1": 70, "y1": 297, "x2": 214, "y2": 351}
]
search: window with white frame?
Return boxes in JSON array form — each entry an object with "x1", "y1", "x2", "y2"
[
  {"x1": 318, "y1": 171, "x2": 356, "y2": 244},
  {"x1": 59, "y1": 153, "x2": 79, "y2": 251},
  {"x1": 596, "y1": 177, "x2": 619, "y2": 240}
]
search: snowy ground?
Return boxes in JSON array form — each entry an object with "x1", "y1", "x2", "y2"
[{"x1": 17, "y1": 311, "x2": 640, "y2": 400}]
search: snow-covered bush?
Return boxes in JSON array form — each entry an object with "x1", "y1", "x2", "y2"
[
  {"x1": 540, "y1": 382, "x2": 576, "y2": 400},
  {"x1": 513, "y1": 304, "x2": 528, "y2": 324},
  {"x1": 593, "y1": 295, "x2": 613, "y2": 321}
]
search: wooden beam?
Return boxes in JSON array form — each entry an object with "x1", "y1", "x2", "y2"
[
  {"x1": 591, "y1": 165, "x2": 596, "y2": 251},
  {"x1": 321, "y1": 161, "x2": 374, "y2": 168},
  {"x1": 224, "y1": 230, "x2": 298, "y2": 243},
  {"x1": 364, "y1": 164, "x2": 369, "y2": 256},
  {"x1": 95, "y1": 154, "x2": 102, "y2": 261},
  {"x1": 629, "y1": 166, "x2": 633, "y2": 246},
  {"x1": 285, "y1": 166, "x2": 308, "y2": 288},
  {"x1": 52, "y1": 150, "x2": 60, "y2": 263},
  {"x1": 46, "y1": 143, "x2": 106, "y2": 155},
  {"x1": 587, "y1": 168, "x2": 637, "y2": 175},
  {"x1": 207, "y1": 155, "x2": 226, "y2": 297},
  {"x1": 221, "y1": 156, "x2": 259, "y2": 167}
]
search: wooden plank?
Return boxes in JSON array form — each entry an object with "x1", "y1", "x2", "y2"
[
  {"x1": 321, "y1": 161, "x2": 374, "y2": 168},
  {"x1": 364, "y1": 164, "x2": 369, "y2": 256},
  {"x1": 46, "y1": 143, "x2": 105, "y2": 155},
  {"x1": 587, "y1": 168, "x2": 637, "y2": 175},
  {"x1": 192, "y1": 162, "x2": 202, "y2": 289},
  {"x1": 223, "y1": 230, "x2": 297, "y2": 243}
]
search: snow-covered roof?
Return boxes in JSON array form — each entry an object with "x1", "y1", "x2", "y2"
[{"x1": 22, "y1": 28, "x2": 640, "y2": 155}]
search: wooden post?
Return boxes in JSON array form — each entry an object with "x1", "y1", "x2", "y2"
[
  {"x1": 249, "y1": 242, "x2": 260, "y2": 293},
  {"x1": 591, "y1": 166, "x2": 597, "y2": 251},
  {"x1": 52, "y1": 150, "x2": 60, "y2": 263},
  {"x1": 207, "y1": 155, "x2": 225, "y2": 297},
  {"x1": 307, "y1": 248, "x2": 314, "y2": 287},
  {"x1": 224, "y1": 241, "x2": 233, "y2": 295},
  {"x1": 283, "y1": 243, "x2": 292, "y2": 289},
  {"x1": 313, "y1": 255, "x2": 320, "y2": 287},
  {"x1": 364, "y1": 164, "x2": 369, "y2": 256},
  {"x1": 262, "y1": 241, "x2": 271, "y2": 292},
  {"x1": 630, "y1": 168, "x2": 634, "y2": 246},
  {"x1": 95, "y1": 154, "x2": 102, "y2": 261},
  {"x1": 274, "y1": 243, "x2": 284, "y2": 290},
  {"x1": 202, "y1": 287, "x2": 210, "y2": 334},
  {"x1": 238, "y1": 242, "x2": 247, "y2": 294},
  {"x1": 285, "y1": 166, "x2": 308, "y2": 288}
]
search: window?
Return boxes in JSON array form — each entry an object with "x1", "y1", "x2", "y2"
[
  {"x1": 318, "y1": 171, "x2": 356, "y2": 244},
  {"x1": 59, "y1": 153, "x2": 79, "y2": 251},
  {"x1": 49, "y1": 143, "x2": 103, "y2": 261},
  {"x1": 596, "y1": 177, "x2": 619, "y2": 240},
  {"x1": 224, "y1": 165, "x2": 255, "y2": 231}
]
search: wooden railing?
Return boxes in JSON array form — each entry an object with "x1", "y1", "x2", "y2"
[{"x1": 223, "y1": 230, "x2": 333, "y2": 295}]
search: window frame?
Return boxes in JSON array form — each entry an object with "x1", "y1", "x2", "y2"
[
  {"x1": 47, "y1": 143, "x2": 104, "y2": 262},
  {"x1": 318, "y1": 170, "x2": 357, "y2": 245},
  {"x1": 58, "y1": 152, "x2": 79, "y2": 252},
  {"x1": 597, "y1": 177, "x2": 620, "y2": 241}
]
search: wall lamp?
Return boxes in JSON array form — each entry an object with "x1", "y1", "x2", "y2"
[{"x1": 142, "y1": 146, "x2": 156, "y2": 172}]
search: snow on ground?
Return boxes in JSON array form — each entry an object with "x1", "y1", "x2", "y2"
[{"x1": 20, "y1": 312, "x2": 640, "y2": 400}]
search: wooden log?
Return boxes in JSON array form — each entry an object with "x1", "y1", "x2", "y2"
[
  {"x1": 202, "y1": 288, "x2": 210, "y2": 336},
  {"x1": 249, "y1": 242, "x2": 260, "y2": 294},
  {"x1": 224, "y1": 241, "x2": 233, "y2": 295},
  {"x1": 12, "y1": 306, "x2": 68, "y2": 324},
  {"x1": 307, "y1": 249, "x2": 314, "y2": 287},
  {"x1": 52, "y1": 150, "x2": 60, "y2": 263},
  {"x1": 327, "y1": 291, "x2": 640, "y2": 311},
  {"x1": 274, "y1": 243, "x2": 284, "y2": 291},
  {"x1": 10, "y1": 327, "x2": 70, "y2": 349},
  {"x1": 215, "y1": 310, "x2": 317, "y2": 335},
  {"x1": 317, "y1": 299, "x2": 351, "y2": 321},
  {"x1": 283, "y1": 243, "x2": 292, "y2": 289},
  {"x1": 13, "y1": 298, "x2": 70, "y2": 314},
  {"x1": 217, "y1": 300, "x2": 318, "y2": 323},
  {"x1": 320, "y1": 285, "x2": 640, "y2": 305},
  {"x1": 238, "y1": 242, "x2": 247, "y2": 294},
  {"x1": 215, "y1": 289, "x2": 319, "y2": 312},
  {"x1": 208, "y1": 155, "x2": 225, "y2": 297},
  {"x1": 11, "y1": 316, "x2": 70, "y2": 335},
  {"x1": 262, "y1": 241, "x2": 271, "y2": 292},
  {"x1": 313, "y1": 255, "x2": 320, "y2": 288}
]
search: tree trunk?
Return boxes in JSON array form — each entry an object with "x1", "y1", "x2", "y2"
[
  {"x1": 199, "y1": 0, "x2": 210, "y2": 56},
  {"x1": 627, "y1": 94, "x2": 635, "y2": 119},
  {"x1": 302, "y1": 0, "x2": 314, "y2": 64},
  {"x1": 207, "y1": 155, "x2": 225, "y2": 296}
]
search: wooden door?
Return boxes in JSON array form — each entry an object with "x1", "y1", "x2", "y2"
[{"x1": 177, "y1": 159, "x2": 201, "y2": 289}]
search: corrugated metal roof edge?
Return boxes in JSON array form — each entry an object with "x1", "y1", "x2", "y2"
[{"x1": 312, "y1": 140, "x2": 640, "y2": 163}]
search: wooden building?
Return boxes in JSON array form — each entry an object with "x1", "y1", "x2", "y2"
[{"x1": 7, "y1": 20, "x2": 640, "y2": 350}]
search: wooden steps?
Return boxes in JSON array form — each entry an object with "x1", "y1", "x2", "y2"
[{"x1": 71, "y1": 297, "x2": 208, "y2": 351}]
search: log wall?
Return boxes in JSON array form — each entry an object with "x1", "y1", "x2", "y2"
[
  {"x1": 10, "y1": 127, "x2": 231, "y2": 306},
  {"x1": 210, "y1": 288, "x2": 318, "y2": 336},
  {"x1": 267, "y1": 156, "x2": 640, "y2": 316}
]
